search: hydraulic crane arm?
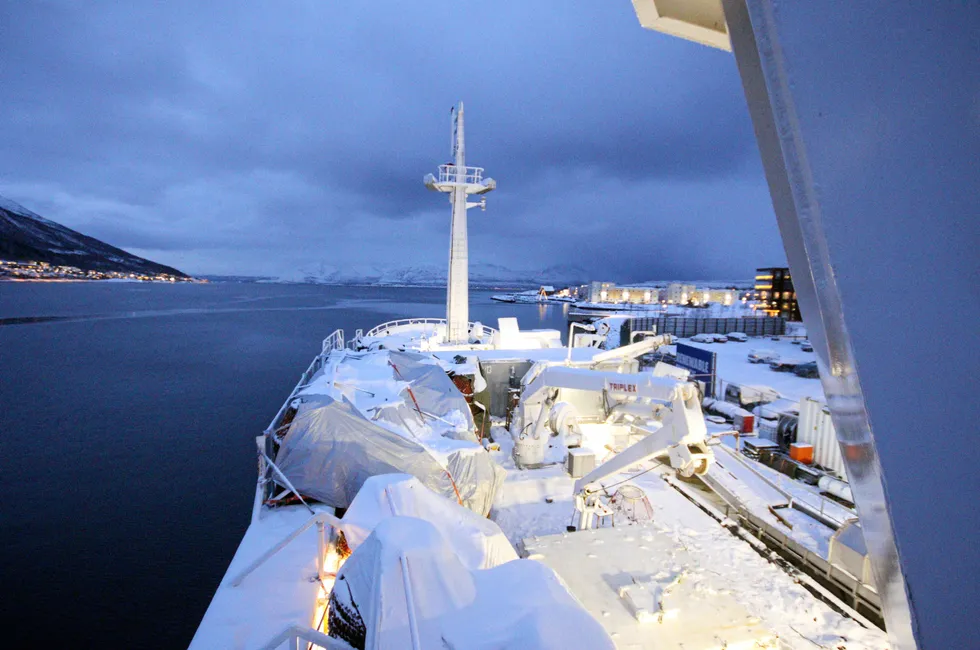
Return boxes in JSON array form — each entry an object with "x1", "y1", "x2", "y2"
[{"x1": 573, "y1": 378, "x2": 711, "y2": 497}]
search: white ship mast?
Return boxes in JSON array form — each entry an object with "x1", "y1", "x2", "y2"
[{"x1": 424, "y1": 102, "x2": 496, "y2": 343}]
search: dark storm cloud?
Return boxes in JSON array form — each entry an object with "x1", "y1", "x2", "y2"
[{"x1": 0, "y1": 1, "x2": 785, "y2": 279}]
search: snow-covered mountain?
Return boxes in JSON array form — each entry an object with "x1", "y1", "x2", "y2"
[
  {"x1": 279, "y1": 261, "x2": 589, "y2": 288},
  {"x1": 0, "y1": 195, "x2": 187, "y2": 277}
]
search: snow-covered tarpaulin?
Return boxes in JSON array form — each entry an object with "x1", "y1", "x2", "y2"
[
  {"x1": 274, "y1": 393, "x2": 504, "y2": 515},
  {"x1": 341, "y1": 474, "x2": 517, "y2": 570},
  {"x1": 299, "y1": 349, "x2": 476, "y2": 444},
  {"x1": 446, "y1": 447, "x2": 506, "y2": 517},
  {"x1": 374, "y1": 350, "x2": 476, "y2": 442},
  {"x1": 274, "y1": 394, "x2": 454, "y2": 508},
  {"x1": 328, "y1": 516, "x2": 615, "y2": 650}
]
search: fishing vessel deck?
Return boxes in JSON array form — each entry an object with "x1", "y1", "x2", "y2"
[
  {"x1": 190, "y1": 96, "x2": 892, "y2": 648},
  {"x1": 191, "y1": 317, "x2": 886, "y2": 649}
]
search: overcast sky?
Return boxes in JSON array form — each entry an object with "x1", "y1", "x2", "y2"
[{"x1": 0, "y1": 1, "x2": 786, "y2": 282}]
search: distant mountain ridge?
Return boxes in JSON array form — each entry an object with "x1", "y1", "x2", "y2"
[
  {"x1": 0, "y1": 195, "x2": 187, "y2": 277},
  {"x1": 274, "y1": 262, "x2": 752, "y2": 290},
  {"x1": 280, "y1": 261, "x2": 590, "y2": 288}
]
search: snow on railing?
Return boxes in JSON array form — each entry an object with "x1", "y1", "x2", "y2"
[
  {"x1": 263, "y1": 355, "x2": 321, "y2": 437},
  {"x1": 363, "y1": 318, "x2": 498, "y2": 339},
  {"x1": 229, "y1": 511, "x2": 340, "y2": 588},
  {"x1": 437, "y1": 163, "x2": 484, "y2": 185},
  {"x1": 321, "y1": 329, "x2": 345, "y2": 354},
  {"x1": 364, "y1": 318, "x2": 445, "y2": 337}
]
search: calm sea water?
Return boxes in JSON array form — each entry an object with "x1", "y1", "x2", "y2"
[{"x1": 0, "y1": 281, "x2": 571, "y2": 648}]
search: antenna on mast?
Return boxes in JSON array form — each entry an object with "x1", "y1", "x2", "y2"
[
  {"x1": 423, "y1": 102, "x2": 497, "y2": 344},
  {"x1": 450, "y1": 105, "x2": 456, "y2": 158}
]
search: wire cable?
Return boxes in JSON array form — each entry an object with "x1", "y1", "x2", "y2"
[{"x1": 600, "y1": 459, "x2": 664, "y2": 493}]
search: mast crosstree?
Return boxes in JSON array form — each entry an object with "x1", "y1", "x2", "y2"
[{"x1": 424, "y1": 102, "x2": 496, "y2": 343}]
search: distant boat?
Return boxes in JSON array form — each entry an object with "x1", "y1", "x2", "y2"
[
  {"x1": 574, "y1": 301, "x2": 663, "y2": 312},
  {"x1": 494, "y1": 289, "x2": 575, "y2": 304},
  {"x1": 492, "y1": 289, "x2": 544, "y2": 303}
]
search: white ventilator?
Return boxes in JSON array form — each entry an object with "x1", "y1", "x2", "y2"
[{"x1": 424, "y1": 102, "x2": 496, "y2": 343}]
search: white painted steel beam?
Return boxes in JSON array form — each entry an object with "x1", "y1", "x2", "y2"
[
  {"x1": 716, "y1": 2, "x2": 979, "y2": 648},
  {"x1": 627, "y1": 2, "x2": 978, "y2": 647},
  {"x1": 631, "y1": 0, "x2": 730, "y2": 51}
]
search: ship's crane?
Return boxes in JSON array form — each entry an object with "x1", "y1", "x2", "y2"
[
  {"x1": 566, "y1": 373, "x2": 712, "y2": 530},
  {"x1": 510, "y1": 334, "x2": 685, "y2": 466},
  {"x1": 507, "y1": 336, "x2": 713, "y2": 530}
]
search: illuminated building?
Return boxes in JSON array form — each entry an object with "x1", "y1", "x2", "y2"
[{"x1": 754, "y1": 267, "x2": 800, "y2": 321}]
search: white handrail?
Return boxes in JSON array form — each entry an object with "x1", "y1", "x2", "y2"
[
  {"x1": 437, "y1": 163, "x2": 484, "y2": 184},
  {"x1": 257, "y1": 624, "x2": 354, "y2": 650},
  {"x1": 321, "y1": 329, "x2": 345, "y2": 354},
  {"x1": 363, "y1": 318, "x2": 498, "y2": 338},
  {"x1": 264, "y1": 354, "x2": 322, "y2": 434},
  {"x1": 364, "y1": 318, "x2": 445, "y2": 337},
  {"x1": 229, "y1": 512, "x2": 341, "y2": 587},
  {"x1": 399, "y1": 555, "x2": 422, "y2": 650}
]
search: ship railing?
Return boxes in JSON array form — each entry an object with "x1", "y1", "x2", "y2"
[
  {"x1": 262, "y1": 328, "x2": 344, "y2": 449},
  {"x1": 320, "y1": 329, "x2": 345, "y2": 354},
  {"x1": 364, "y1": 317, "x2": 446, "y2": 337},
  {"x1": 229, "y1": 511, "x2": 341, "y2": 588},
  {"x1": 258, "y1": 330, "x2": 345, "y2": 494},
  {"x1": 263, "y1": 348, "x2": 327, "y2": 439},
  {"x1": 437, "y1": 163, "x2": 484, "y2": 185},
  {"x1": 363, "y1": 318, "x2": 498, "y2": 339},
  {"x1": 257, "y1": 624, "x2": 354, "y2": 650}
]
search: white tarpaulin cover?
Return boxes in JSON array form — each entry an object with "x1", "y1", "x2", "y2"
[
  {"x1": 340, "y1": 474, "x2": 518, "y2": 570},
  {"x1": 276, "y1": 348, "x2": 505, "y2": 515},
  {"x1": 328, "y1": 516, "x2": 615, "y2": 650},
  {"x1": 299, "y1": 349, "x2": 475, "y2": 445},
  {"x1": 446, "y1": 447, "x2": 506, "y2": 517},
  {"x1": 377, "y1": 350, "x2": 476, "y2": 442},
  {"x1": 274, "y1": 394, "x2": 456, "y2": 508}
]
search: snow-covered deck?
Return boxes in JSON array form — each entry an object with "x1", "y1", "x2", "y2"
[
  {"x1": 193, "y1": 324, "x2": 880, "y2": 649},
  {"x1": 704, "y1": 444, "x2": 839, "y2": 557},
  {"x1": 523, "y1": 526, "x2": 778, "y2": 649},
  {"x1": 189, "y1": 504, "x2": 337, "y2": 649},
  {"x1": 481, "y1": 419, "x2": 886, "y2": 649},
  {"x1": 489, "y1": 456, "x2": 887, "y2": 649}
]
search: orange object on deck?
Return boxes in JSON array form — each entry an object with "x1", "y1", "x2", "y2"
[{"x1": 790, "y1": 443, "x2": 814, "y2": 464}]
